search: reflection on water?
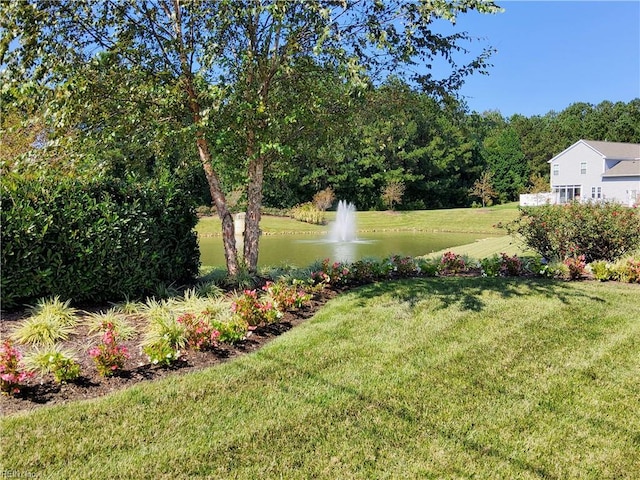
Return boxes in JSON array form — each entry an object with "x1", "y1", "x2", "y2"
[
  {"x1": 199, "y1": 231, "x2": 493, "y2": 268},
  {"x1": 298, "y1": 238, "x2": 376, "y2": 264}
]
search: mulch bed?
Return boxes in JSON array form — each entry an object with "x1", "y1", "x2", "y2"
[{"x1": 0, "y1": 288, "x2": 343, "y2": 416}]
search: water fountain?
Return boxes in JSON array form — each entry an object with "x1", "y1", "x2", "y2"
[{"x1": 329, "y1": 200, "x2": 357, "y2": 242}]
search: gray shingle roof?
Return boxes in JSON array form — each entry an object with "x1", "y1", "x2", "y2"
[
  {"x1": 583, "y1": 140, "x2": 640, "y2": 160},
  {"x1": 601, "y1": 160, "x2": 640, "y2": 177}
]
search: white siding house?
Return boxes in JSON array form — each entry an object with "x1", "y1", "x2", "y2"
[{"x1": 548, "y1": 140, "x2": 640, "y2": 206}]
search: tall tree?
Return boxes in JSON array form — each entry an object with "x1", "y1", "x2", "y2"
[
  {"x1": 1, "y1": 0, "x2": 500, "y2": 274},
  {"x1": 482, "y1": 126, "x2": 527, "y2": 202}
]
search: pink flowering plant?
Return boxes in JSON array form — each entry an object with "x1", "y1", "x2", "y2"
[
  {"x1": 387, "y1": 255, "x2": 417, "y2": 276},
  {"x1": 439, "y1": 251, "x2": 466, "y2": 274},
  {"x1": 232, "y1": 289, "x2": 280, "y2": 327},
  {"x1": 311, "y1": 258, "x2": 352, "y2": 286},
  {"x1": 499, "y1": 253, "x2": 524, "y2": 276},
  {"x1": 177, "y1": 312, "x2": 221, "y2": 351},
  {"x1": 262, "y1": 280, "x2": 311, "y2": 312},
  {"x1": 0, "y1": 340, "x2": 33, "y2": 395},
  {"x1": 564, "y1": 255, "x2": 587, "y2": 280},
  {"x1": 88, "y1": 322, "x2": 130, "y2": 376}
]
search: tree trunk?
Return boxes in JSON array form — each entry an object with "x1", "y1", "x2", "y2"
[
  {"x1": 196, "y1": 137, "x2": 240, "y2": 276},
  {"x1": 244, "y1": 153, "x2": 265, "y2": 273},
  {"x1": 169, "y1": 0, "x2": 239, "y2": 276}
]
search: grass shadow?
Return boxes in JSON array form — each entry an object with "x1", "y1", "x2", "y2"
[{"x1": 352, "y1": 276, "x2": 606, "y2": 313}]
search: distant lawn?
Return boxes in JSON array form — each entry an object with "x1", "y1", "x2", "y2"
[
  {"x1": 3, "y1": 277, "x2": 639, "y2": 479},
  {"x1": 195, "y1": 203, "x2": 521, "y2": 236},
  {"x1": 427, "y1": 235, "x2": 534, "y2": 259}
]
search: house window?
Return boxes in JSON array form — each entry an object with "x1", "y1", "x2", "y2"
[
  {"x1": 556, "y1": 185, "x2": 581, "y2": 204},
  {"x1": 591, "y1": 187, "x2": 596, "y2": 199},
  {"x1": 553, "y1": 164, "x2": 559, "y2": 176},
  {"x1": 580, "y1": 162, "x2": 587, "y2": 174},
  {"x1": 597, "y1": 187, "x2": 602, "y2": 199}
]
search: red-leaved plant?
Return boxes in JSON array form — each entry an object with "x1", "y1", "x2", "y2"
[
  {"x1": 177, "y1": 313, "x2": 221, "y2": 350},
  {"x1": 564, "y1": 255, "x2": 587, "y2": 280},
  {"x1": 88, "y1": 322, "x2": 129, "y2": 376},
  {"x1": 0, "y1": 340, "x2": 33, "y2": 394}
]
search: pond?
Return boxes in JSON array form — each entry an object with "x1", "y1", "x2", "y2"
[{"x1": 198, "y1": 231, "x2": 496, "y2": 268}]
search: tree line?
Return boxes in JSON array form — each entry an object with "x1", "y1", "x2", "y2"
[{"x1": 238, "y1": 89, "x2": 640, "y2": 210}]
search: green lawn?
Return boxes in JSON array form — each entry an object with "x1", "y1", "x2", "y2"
[
  {"x1": 195, "y1": 203, "x2": 521, "y2": 236},
  {"x1": 3, "y1": 277, "x2": 639, "y2": 479}
]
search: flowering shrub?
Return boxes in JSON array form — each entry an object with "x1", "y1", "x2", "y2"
[
  {"x1": 564, "y1": 255, "x2": 587, "y2": 280},
  {"x1": 311, "y1": 259, "x2": 352, "y2": 286},
  {"x1": 88, "y1": 323, "x2": 130, "y2": 376},
  {"x1": 262, "y1": 280, "x2": 311, "y2": 312},
  {"x1": 350, "y1": 259, "x2": 379, "y2": 282},
  {"x1": 0, "y1": 340, "x2": 33, "y2": 394},
  {"x1": 387, "y1": 255, "x2": 417, "y2": 276},
  {"x1": 177, "y1": 313, "x2": 221, "y2": 351},
  {"x1": 500, "y1": 253, "x2": 523, "y2": 276},
  {"x1": 232, "y1": 289, "x2": 281, "y2": 326},
  {"x1": 506, "y1": 202, "x2": 640, "y2": 262},
  {"x1": 439, "y1": 251, "x2": 466, "y2": 274},
  {"x1": 310, "y1": 270, "x2": 331, "y2": 285}
]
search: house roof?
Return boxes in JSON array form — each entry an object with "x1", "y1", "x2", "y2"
[
  {"x1": 601, "y1": 160, "x2": 640, "y2": 177},
  {"x1": 582, "y1": 140, "x2": 640, "y2": 160},
  {"x1": 548, "y1": 139, "x2": 640, "y2": 163}
]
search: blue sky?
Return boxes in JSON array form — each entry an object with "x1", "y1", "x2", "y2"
[{"x1": 439, "y1": 1, "x2": 640, "y2": 117}]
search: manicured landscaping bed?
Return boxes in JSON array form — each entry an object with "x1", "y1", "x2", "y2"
[{"x1": 2, "y1": 276, "x2": 639, "y2": 479}]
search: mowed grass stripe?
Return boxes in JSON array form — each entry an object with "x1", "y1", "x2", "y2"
[{"x1": 2, "y1": 278, "x2": 638, "y2": 479}]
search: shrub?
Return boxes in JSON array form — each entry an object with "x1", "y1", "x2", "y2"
[
  {"x1": 88, "y1": 323, "x2": 130, "y2": 376},
  {"x1": 231, "y1": 289, "x2": 281, "y2": 327},
  {"x1": 262, "y1": 280, "x2": 311, "y2": 312},
  {"x1": 1, "y1": 173, "x2": 199, "y2": 307},
  {"x1": 349, "y1": 259, "x2": 374, "y2": 282},
  {"x1": 480, "y1": 255, "x2": 501, "y2": 277},
  {"x1": 387, "y1": 255, "x2": 417, "y2": 276},
  {"x1": 311, "y1": 258, "x2": 352, "y2": 286},
  {"x1": 176, "y1": 313, "x2": 221, "y2": 351},
  {"x1": 522, "y1": 256, "x2": 545, "y2": 276},
  {"x1": 0, "y1": 340, "x2": 33, "y2": 395},
  {"x1": 505, "y1": 202, "x2": 640, "y2": 262},
  {"x1": 589, "y1": 261, "x2": 613, "y2": 281},
  {"x1": 208, "y1": 316, "x2": 248, "y2": 344},
  {"x1": 142, "y1": 338, "x2": 182, "y2": 366},
  {"x1": 141, "y1": 308, "x2": 187, "y2": 361},
  {"x1": 564, "y1": 255, "x2": 587, "y2": 280},
  {"x1": 540, "y1": 261, "x2": 570, "y2": 280},
  {"x1": 24, "y1": 345, "x2": 81, "y2": 383},
  {"x1": 416, "y1": 258, "x2": 439, "y2": 277},
  {"x1": 439, "y1": 251, "x2": 466, "y2": 274},
  {"x1": 500, "y1": 253, "x2": 524, "y2": 276},
  {"x1": 289, "y1": 202, "x2": 325, "y2": 225},
  {"x1": 613, "y1": 257, "x2": 640, "y2": 283},
  {"x1": 313, "y1": 187, "x2": 336, "y2": 211}
]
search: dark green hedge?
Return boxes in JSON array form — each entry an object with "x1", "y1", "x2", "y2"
[{"x1": 1, "y1": 174, "x2": 200, "y2": 308}]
